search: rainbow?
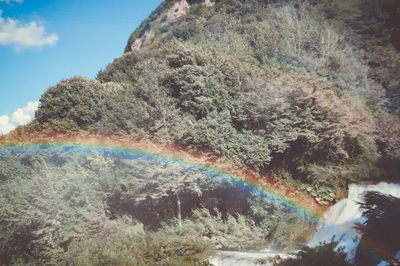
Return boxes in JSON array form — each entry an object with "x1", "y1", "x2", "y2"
[
  {"x1": 3, "y1": 134, "x2": 397, "y2": 263},
  {"x1": 0, "y1": 134, "x2": 324, "y2": 223}
]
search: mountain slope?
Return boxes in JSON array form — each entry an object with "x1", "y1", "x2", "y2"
[{"x1": 24, "y1": 0, "x2": 400, "y2": 191}]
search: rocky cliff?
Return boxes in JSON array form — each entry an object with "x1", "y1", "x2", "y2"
[{"x1": 125, "y1": 0, "x2": 216, "y2": 52}]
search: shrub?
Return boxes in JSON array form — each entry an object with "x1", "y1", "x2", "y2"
[
  {"x1": 277, "y1": 241, "x2": 352, "y2": 266},
  {"x1": 355, "y1": 191, "x2": 400, "y2": 265},
  {"x1": 63, "y1": 222, "x2": 210, "y2": 266}
]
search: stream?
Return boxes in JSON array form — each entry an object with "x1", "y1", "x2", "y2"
[{"x1": 210, "y1": 182, "x2": 400, "y2": 266}]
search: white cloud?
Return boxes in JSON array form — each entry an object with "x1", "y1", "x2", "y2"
[
  {"x1": 0, "y1": 115, "x2": 15, "y2": 135},
  {"x1": 11, "y1": 101, "x2": 39, "y2": 125},
  {"x1": 0, "y1": 10, "x2": 58, "y2": 50},
  {"x1": 0, "y1": 101, "x2": 39, "y2": 135}
]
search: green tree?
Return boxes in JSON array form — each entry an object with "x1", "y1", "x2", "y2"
[{"x1": 355, "y1": 191, "x2": 400, "y2": 266}]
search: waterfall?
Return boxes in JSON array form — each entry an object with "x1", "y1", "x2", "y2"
[
  {"x1": 210, "y1": 182, "x2": 400, "y2": 265},
  {"x1": 308, "y1": 182, "x2": 400, "y2": 263},
  {"x1": 209, "y1": 250, "x2": 292, "y2": 266}
]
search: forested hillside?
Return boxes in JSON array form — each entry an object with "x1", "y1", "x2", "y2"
[
  {"x1": 1, "y1": 0, "x2": 399, "y2": 264},
  {"x1": 26, "y1": 0, "x2": 400, "y2": 191}
]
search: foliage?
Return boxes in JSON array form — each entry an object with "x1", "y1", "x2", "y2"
[
  {"x1": 277, "y1": 241, "x2": 352, "y2": 266},
  {"x1": 0, "y1": 147, "x2": 311, "y2": 264},
  {"x1": 0, "y1": 150, "x2": 109, "y2": 264},
  {"x1": 374, "y1": 111, "x2": 400, "y2": 179},
  {"x1": 355, "y1": 191, "x2": 400, "y2": 265},
  {"x1": 30, "y1": 0, "x2": 400, "y2": 189},
  {"x1": 33, "y1": 75, "x2": 169, "y2": 137},
  {"x1": 63, "y1": 220, "x2": 210, "y2": 266},
  {"x1": 163, "y1": 208, "x2": 268, "y2": 250}
]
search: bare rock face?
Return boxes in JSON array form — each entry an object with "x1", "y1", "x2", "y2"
[
  {"x1": 126, "y1": 0, "x2": 216, "y2": 52},
  {"x1": 203, "y1": 0, "x2": 215, "y2": 7},
  {"x1": 171, "y1": 0, "x2": 191, "y2": 18}
]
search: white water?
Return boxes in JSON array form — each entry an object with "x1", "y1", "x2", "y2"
[
  {"x1": 209, "y1": 249, "x2": 292, "y2": 266},
  {"x1": 210, "y1": 182, "x2": 400, "y2": 266},
  {"x1": 308, "y1": 182, "x2": 400, "y2": 263}
]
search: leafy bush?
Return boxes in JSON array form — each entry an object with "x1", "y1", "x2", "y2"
[
  {"x1": 277, "y1": 241, "x2": 352, "y2": 266},
  {"x1": 355, "y1": 191, "x2": 400, "y2": 265},
  {"x1": 63, "y1": 221, "x2": 210, "y2": 266},
  {"x1": 163, "y1": 208, "x2": 268, "y2": 250}
]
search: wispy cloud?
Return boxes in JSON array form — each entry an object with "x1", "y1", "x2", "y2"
[
  {"x1": 0, "y1": 0, "x2": 23, "y2": 4},
  {"x1": 0, "y1": 101, "x2": 39, "y2": 135},
  {"x1": 0, "y1": 10, "x2": 58, "y2": 50}
]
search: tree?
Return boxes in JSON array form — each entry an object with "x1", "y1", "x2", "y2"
[
  {"x1": 277, "y1": 241, "x2": 352, "y2": 266},
  {"x1": 355, "y1": 191, "x2": 400, "y2": 266}
]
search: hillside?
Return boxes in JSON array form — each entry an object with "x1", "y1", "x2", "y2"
[
  {"x1": 25, "y1": 0, "x2": 400, "y2": 192},
  {"x1": 1, "y1": 0, "x2": 400, "y2": 264}
]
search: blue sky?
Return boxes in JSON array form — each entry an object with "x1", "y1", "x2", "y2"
[{"x1": 0, "y1": 0, "x2": 163, "y2": 134}]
